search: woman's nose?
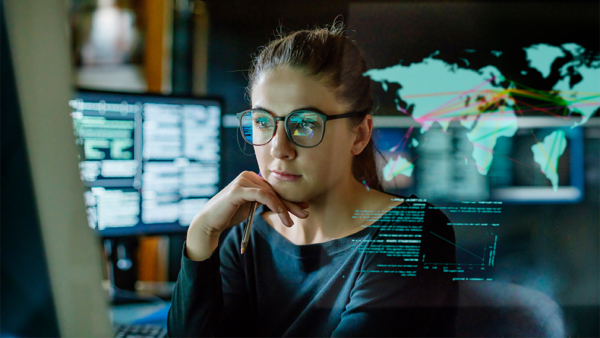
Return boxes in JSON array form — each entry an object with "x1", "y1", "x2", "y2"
[{"x1": 270, "y1": 121, "x2": 296, "y2": 160}]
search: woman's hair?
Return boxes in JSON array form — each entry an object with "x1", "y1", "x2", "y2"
[{"x1": 247, "y1": 21, "x2": 384, "y2": 192}]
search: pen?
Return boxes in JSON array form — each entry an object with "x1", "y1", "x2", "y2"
[
  {"x1": 241, "y1": 172, "x2": 261, "y2": 255},
  {"x1": 240, "y1": 201, "x2": 257, "y2": 255}
]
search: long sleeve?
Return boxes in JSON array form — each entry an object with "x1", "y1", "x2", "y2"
[
  {"x1": 167, "y1": 225, "x2": 257, "y2": 337},
  {"x1": 167, "y1": 244, "x2": 223, "y2": 337},
  {"x1": 331, "y1": 208, "x2": 458, "y2": 337},
  {"x1": 168, "y1": 203, "x2": 457, "y2": 337}
]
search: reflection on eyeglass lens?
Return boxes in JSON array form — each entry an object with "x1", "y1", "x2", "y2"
[
  {"x1": 290, "y1": 112, "x2": 321, "y2": 144},
  {"x1": 241, "y1": 110, "x2": 326, "y2": 147}
]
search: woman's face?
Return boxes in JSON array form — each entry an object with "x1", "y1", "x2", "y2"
[{"x1": 250, "y1": 66, "x2": 358, "y2": 203}]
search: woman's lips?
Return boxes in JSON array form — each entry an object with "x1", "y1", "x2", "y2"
[{"x1": 271, "y1": 170, "x2": 302, "y2": 182}]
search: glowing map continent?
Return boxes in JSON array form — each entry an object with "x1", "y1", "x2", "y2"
[
  {"x1": 363, "y1": 52, "x2": 507, "y2": 134},
  {"x1": 551, "y1": 43, "x2": 600, "y2": 127},
  {"x1": 466, "y1": 111, "x2": 518, "y2": 175},
  {"x1": 364, "y1": 43, "x2": 599, "y2": 190},
  {"x1": 531, "y1": 130, "x2": 567, "y2": 191},
  {"x1": 523, "y1": 44, "x2": 565, "y2": 78},
  {"x1": 382, "y1": 155, "x2": 414, "y2": 181}
]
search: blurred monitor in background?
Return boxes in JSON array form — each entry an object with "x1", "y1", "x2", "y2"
[
  {"x1": 373, "y1": 119, "x2": 588, "y2": 204},
  {"x1": 70, "y1": 90, "x2": 223, "y2": 237}
]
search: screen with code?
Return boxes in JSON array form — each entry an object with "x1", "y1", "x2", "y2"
[{"x1": 70, "y1": 90, "x2": 221, "y2": 236}]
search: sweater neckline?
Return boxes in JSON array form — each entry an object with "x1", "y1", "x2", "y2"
[{"x1": 252, "y1": 194, "x2": 410, "y2": 259}]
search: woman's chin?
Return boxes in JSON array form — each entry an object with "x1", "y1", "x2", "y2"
[{"x1": 271, "y1": 184, "x2": 309, "y2": 203}]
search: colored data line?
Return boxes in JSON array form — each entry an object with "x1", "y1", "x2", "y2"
[
  {"x1": 389, "y1": 126, "x2": 414, "y2": 152},
  {"x1": 425, "y1": 76, "x2": 498, "y2": 116},
  {"x1": 399, "y1": 75, "x2": 599, "y2": 125}
]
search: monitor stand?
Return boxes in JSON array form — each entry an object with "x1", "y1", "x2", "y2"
[{"x1": 104, "y1": 238, "x2": 146, "y2": 304}]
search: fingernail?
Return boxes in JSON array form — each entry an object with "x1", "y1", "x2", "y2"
[
  {"x1": 302, "y1": 209, "x2": 309, "y2": 216},
  {"x1": 278, "y1": 206, "x2": 284, "y2": 213}
]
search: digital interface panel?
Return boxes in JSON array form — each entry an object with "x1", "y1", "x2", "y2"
[
  {"x1": 70, "y1": 91, "x2": 221, "y2": 236},
  {"x1": 367, "y1": 118, "x2": 589, "y2": 281}
]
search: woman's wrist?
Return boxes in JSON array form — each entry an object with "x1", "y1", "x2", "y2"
[{"x1": 185, "y1": 219, "x2": 221, "y2": 261}]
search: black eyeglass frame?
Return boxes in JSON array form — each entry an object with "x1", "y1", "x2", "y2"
[{"x1": 236, "y1": 108, "x2": 364, "y2": 148}]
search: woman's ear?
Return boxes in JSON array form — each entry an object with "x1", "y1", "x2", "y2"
[{"x1": 351, "y1": 115, "x2": 373, "y2": 155}]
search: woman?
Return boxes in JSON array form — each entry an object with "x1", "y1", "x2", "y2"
[{"x1": 168, "y1": 23, "x2": 458, "y2": 337}]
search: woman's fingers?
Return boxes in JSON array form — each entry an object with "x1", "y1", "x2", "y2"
[
  {"x1": 240, "y1": 187, "x2": 294, "y2": 227},
  {"x1": 295, "y1": 201, "x2": 310, "y2": 210},
  {"x1": 281, "y1": 199, "x2": 309, "y2": 219},
  {"x1": 192, "y1": 171, "x2": 312, "y2": 235}
]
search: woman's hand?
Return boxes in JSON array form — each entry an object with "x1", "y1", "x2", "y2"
[{"x1": 185, "y1": 171, "x2": 309, "y2": 261}]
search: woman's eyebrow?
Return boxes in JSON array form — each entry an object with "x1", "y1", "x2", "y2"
[
  {"x1": 251, "y1": 105, "x2": 270, "y2": 111},
  {"x1": 251, "y1": 106, "x2": 326, "y2": 115},
  {"x1": 294, "y1": 106, "x2": 325, "y2": 114}
]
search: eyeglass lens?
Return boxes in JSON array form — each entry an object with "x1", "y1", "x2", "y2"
[{"x1": 240, "y1": 110, "x2": 324, "y2": 147}]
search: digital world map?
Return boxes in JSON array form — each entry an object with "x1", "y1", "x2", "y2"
[{"x1": 364, "y1": 43, "x2": 600, "y2": 192}]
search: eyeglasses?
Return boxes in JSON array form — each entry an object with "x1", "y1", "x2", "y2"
[{"x1": 236, "y1": 109, "x2": 363, "y2": 148}]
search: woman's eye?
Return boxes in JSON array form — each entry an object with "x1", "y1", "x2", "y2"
[
  {"x1": 254, "y1": 118, "x2": 271, "y2": 128},
  {"x1": 298, "y1": 118, "x2": 318, "y2": 129},
  {"x1": 302, "y1": 121, "x2": 314, "y2": 128}
]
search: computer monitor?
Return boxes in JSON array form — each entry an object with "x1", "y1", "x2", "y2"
[
  {"x1": 70, "y1": 90, "x2": 222, "y2": 237},
  {"x1": 372, "y1": 117, "x2": 588, "y2": 204},
  {"x1": 2, "y1": 1, "x2": 113, "y2": 335}
]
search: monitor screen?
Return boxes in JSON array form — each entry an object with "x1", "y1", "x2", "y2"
[
  {"x1": 373, "y1": 118, "x2": 587, "y2": 204},
  {"x1": 70, "y1": 90, "x2": 222, "y2": 236}
]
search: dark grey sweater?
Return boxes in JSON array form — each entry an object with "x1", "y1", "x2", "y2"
[{"x1": 168, "y1": 196, "x2": 458, "y2": 337}]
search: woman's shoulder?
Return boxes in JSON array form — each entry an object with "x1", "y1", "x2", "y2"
[
  {"x1": 358, "y1": 192, "x2": 456, "y2": 270},
  {"x1": 382, "y1": 192, "x2": 451, "y2": 224}
]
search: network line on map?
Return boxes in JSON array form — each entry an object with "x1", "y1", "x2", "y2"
[{"x1": 399, "y1": 76, "x2": 599, "y2": 125}]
